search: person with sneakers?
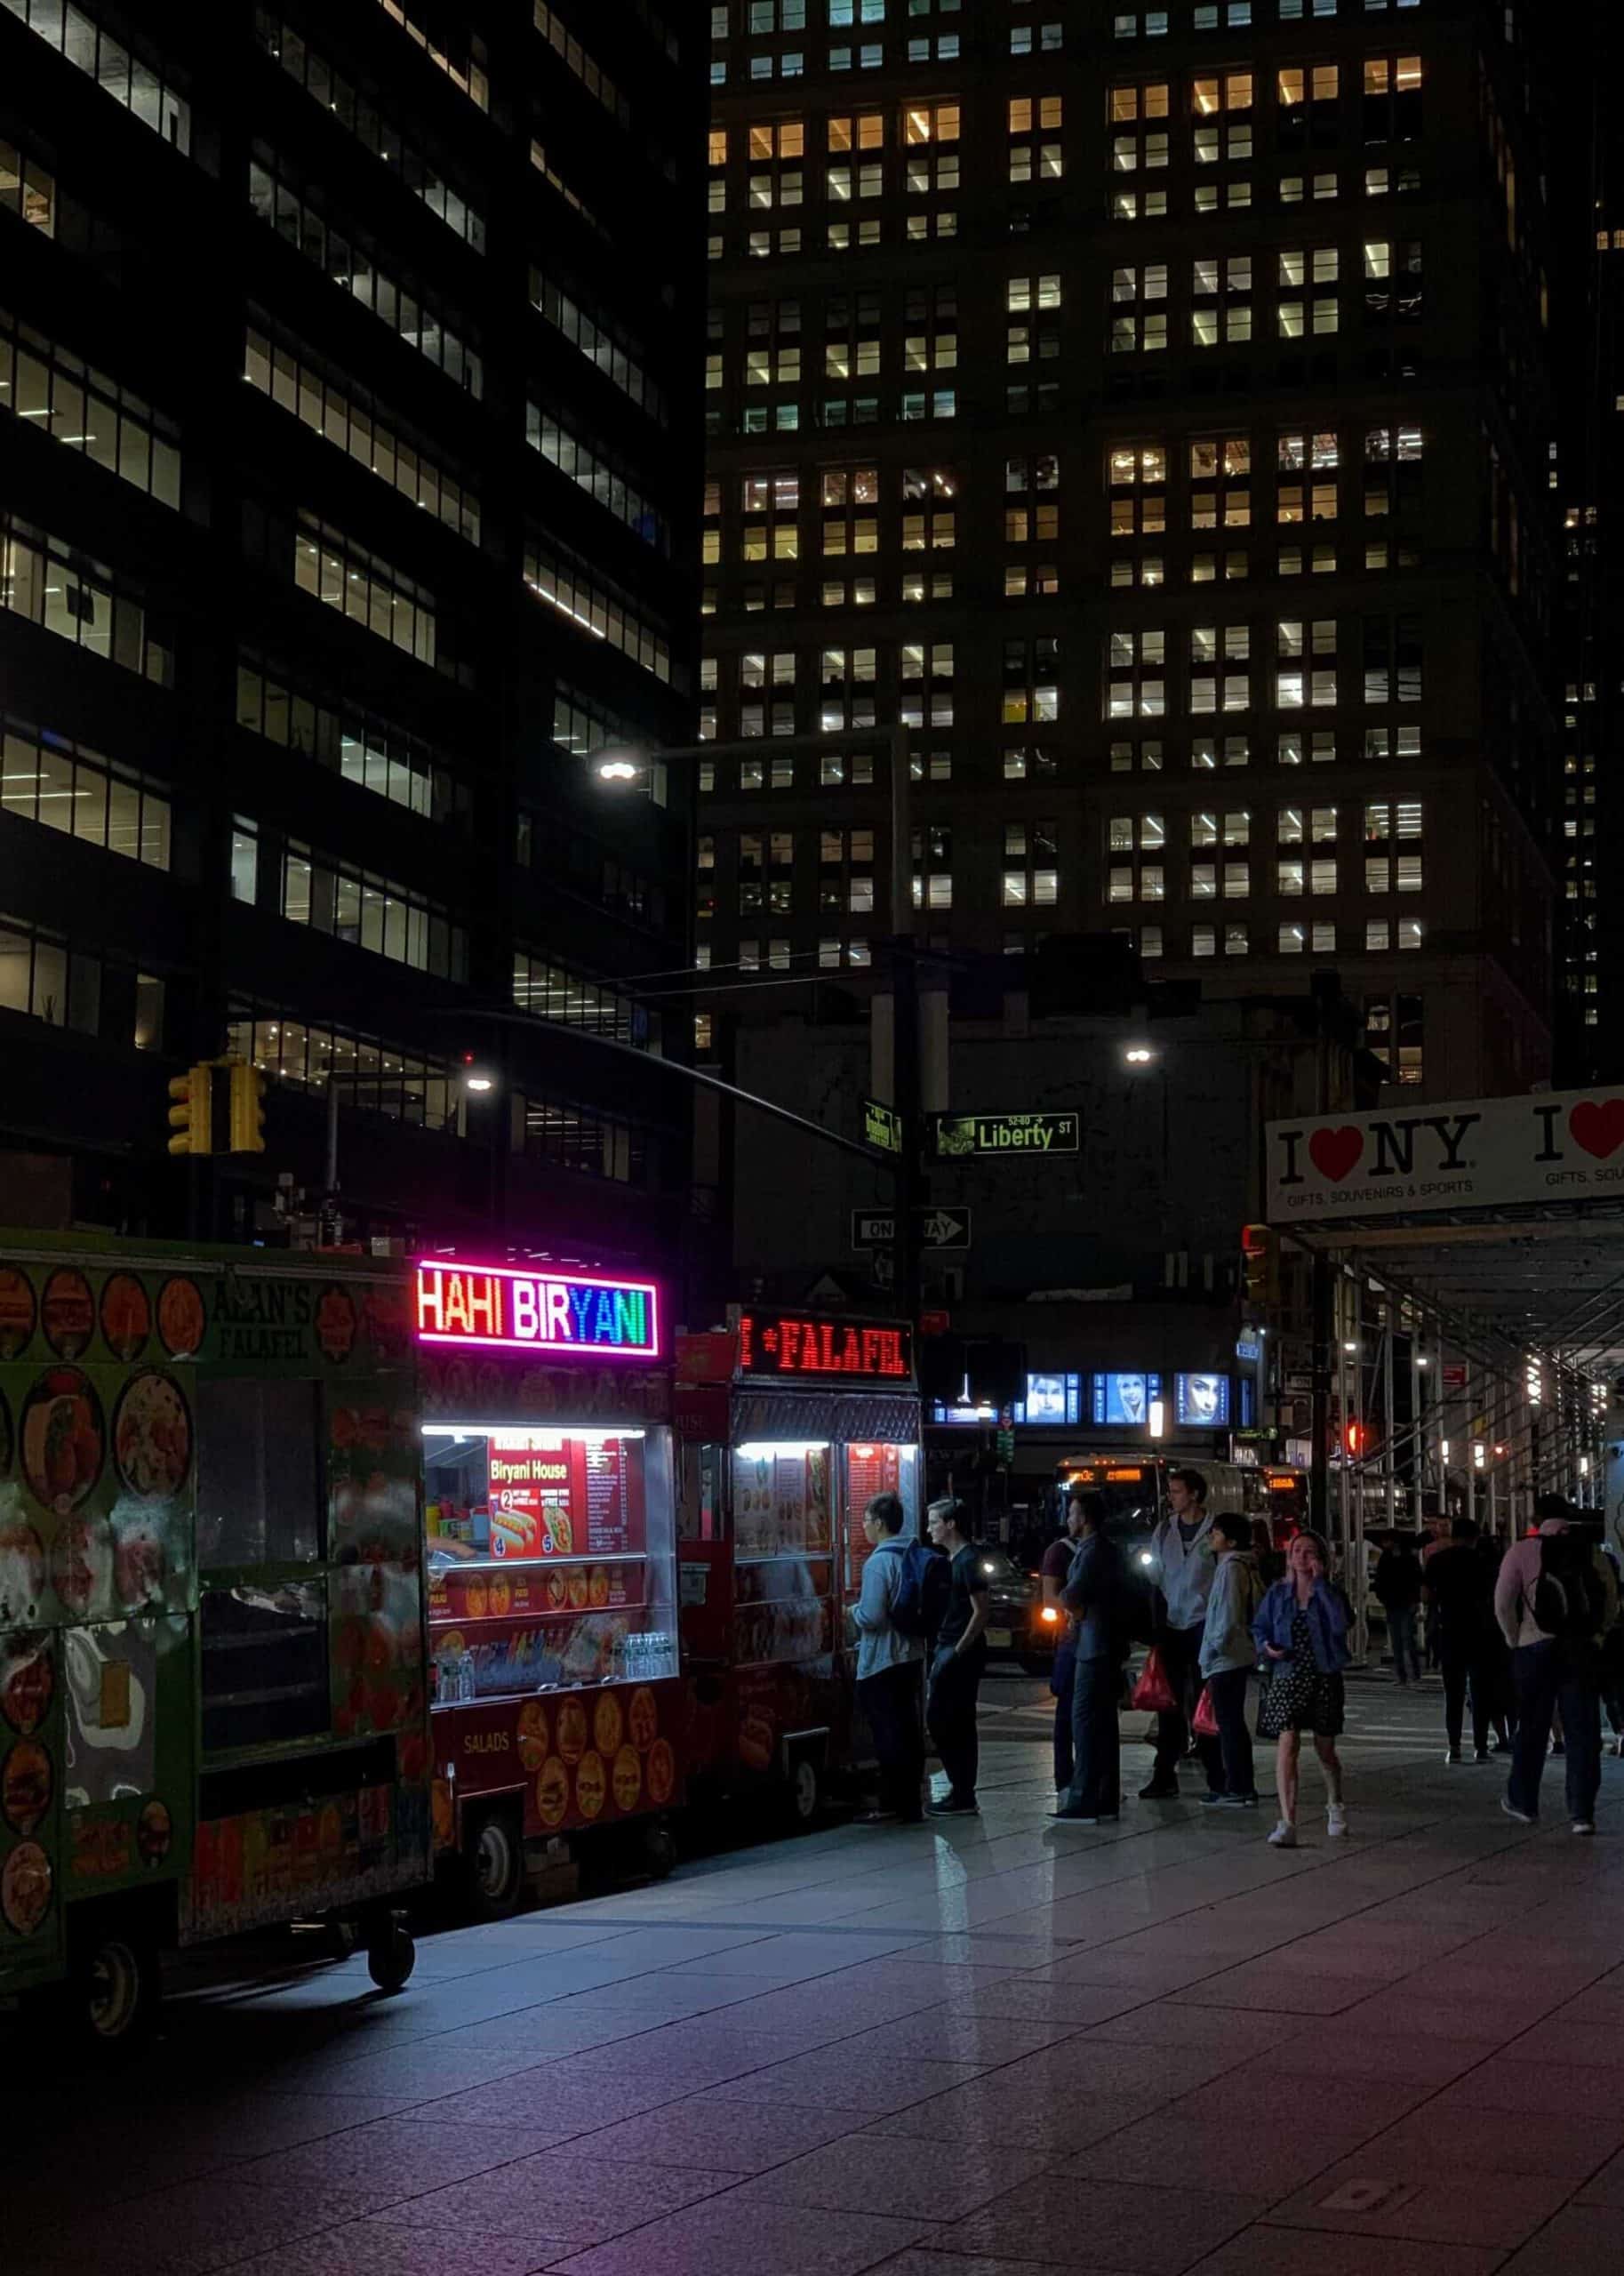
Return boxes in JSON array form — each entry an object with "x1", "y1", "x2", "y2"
[
  {"x1": 1426, "y1": 1517, "x2": 1501, "y2": 1764},
  {"x1": 1140, "y1": 1467, "x2": 1223, "y2": 1801},
  {"x1": 1198, "y1": 1510, "x2": 1263, "y2": 1810},
  {"x1": 924, "y1": 1496, "x2": 990, "y2": 1815},
  {"x1": 1372, "y1": 1533, "x2": 1424, "y2": 1686},
  {"x1": 1043, "y1": 1491, "x2": 1091, "y2": 1794},
  {"x1": 1494, "y1": 1504, "x2": 1605, "y2": 1834},
  {"x1": 1049, "y1": 1492, "x2": 1129, "y2": 1824},
  {"x1": 850, "y1": 1491, "x2": 926, "y2": 1825},
  {"x1": 1252, "y1": 1529, "x2": 1351, "y2": 1847}
]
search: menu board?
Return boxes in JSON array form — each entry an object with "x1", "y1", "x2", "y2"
[
  {"x1": 732, "y1": 1445, "x2": 830, "y2": 1559},
  {"x1": 483, "y1": 1433, "x2": 639, "y2": 1562},
  {"x1": 844, "y1": 1443, "x2": 903, "y2": 1588}
]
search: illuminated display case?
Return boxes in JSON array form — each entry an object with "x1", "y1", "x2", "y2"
[
  {"x1": 676, "y1": 1311, "x2": 921, "y2": 1810},
  {"x1": 413, "y1": 1262, "x2": 683, "y2": 1887}
]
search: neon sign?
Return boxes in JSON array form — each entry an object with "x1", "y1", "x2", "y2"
[
  {"x1": 736, "y1": 1310, "x2": 912, "y2": 1382},
  {"x1": 415, "y1": 1262, "x2": 661, "y2": 1359}
]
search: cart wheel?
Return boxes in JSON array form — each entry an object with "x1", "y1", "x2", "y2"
[
  {"x1": 367, "y1": 1922, "x2": 416, "y2": 1994},
  {"x1": 785, "y1": 1751, "x2": 821, "y2": 1828},
  {"x1": 464, "y1": 1808, "x2": 524, "y2": 1920},
  {"x1": 643, "y1": 1823, "x2": 678, "y2": 1880},
  {"x1": 69, "y1": 1919, "x2": 160, "y2": 2049}
]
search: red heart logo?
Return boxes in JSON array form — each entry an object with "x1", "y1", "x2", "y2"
[
  {"x1": 1308, "y1": 1126, "x2": 1364, "y2": 1183},
  {"x1": 1569, "y1": 1099, "x2": 1624, "y2": 1161}
]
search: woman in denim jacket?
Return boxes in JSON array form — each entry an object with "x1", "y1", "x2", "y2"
[{"x1": 1252, "y1": 1530, "x2": 1352, "y2": 1849}]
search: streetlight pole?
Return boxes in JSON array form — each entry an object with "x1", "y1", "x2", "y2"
[{"x1": 592, "y1": 722, "x2": 923, "y2": 1329}]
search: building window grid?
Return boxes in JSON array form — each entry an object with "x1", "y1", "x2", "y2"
[
  {"x1": 376, "y1": 2, "x2": 489, "y2": 109},
  {"x1": 293, "y1": 511, "x2": 436, "y2": 665},
  {"x1": 228, "y1": 1005, "x2": 461, "y2": 1131},
  {"x1": 0, "y1": 712, "x2": 170, "y2": 870},
  {"x1": 1, "y1": 304, "x2": 181, "y2": 507},
  {"x1": 254, "y1": 10, "x2": 484, "y2": 249},
  {"x1": 277, "y1": 832, "x2": 469, "y2": 981},
  {"x1": 247, "y1": 146, "x2": 483, "y2": 396},
  {"x1": 244, "y1": 322, "x2": 479, "y2": 545},
  {"x1": 1, "y1": 0, "x2": 191, "y2": 155},
  {"x1": 531, "y1": 268, "x2": 668, "y2": 427},
  {"x1": 0, "y1": 512, "x2": 173, "y2": 685},
  {"x1": 524, "y1": 536, "x2": 673, "y2": 685},
  {"x1": 236, "y1": 652, "x2": 468, "y2": 829},
  {"x1": 528, "y1": 405, "x2": 669, "y2": 552}
]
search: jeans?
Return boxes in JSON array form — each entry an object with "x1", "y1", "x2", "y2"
[
  {"x1": 1152, "y1": 1622, "x2": 1222, "y2": 1785},
  {"x1": 1052, "y1": 1637, "x2": 1077, "y2": 1789},
  {"x1": 1439, "y1": 1640, "x2": 1496, "y2": 1753},
  {"x1": 1508, "y1": 1640, "x2": 1603, "y2": 1823},
  {"x1": 1206, "y1": 1664, "x2": 1255, "y2": 1797},
  {"x1": 859, "y1": 1659, "x2": 924, "y2": 1819},
  {"x1": 1063, "y1": 1654, "x2": 1123, "y2": 1816},
  {"x1": 1388, "y1": 1604, "x2": 1422, "y2": 1684},
  {"x1": 927, "y1": 1639, "x2": 987, "y2": 1802}
]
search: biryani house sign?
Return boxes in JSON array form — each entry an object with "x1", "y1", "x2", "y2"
[{"x1": 1266, "y1": 1089, "x2": 1624, "y2": 1225}]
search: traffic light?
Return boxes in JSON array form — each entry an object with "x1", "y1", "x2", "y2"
[
  {"x1": 1241, "y1": 1223, "x2": 1279, "y2": 1305},
  {"x1": 167, "y1": 1063, "x2": 217, "y2": 1156},
  {"x1": 228, "y1": 1060, "x2": 266, "y2": 1154}
]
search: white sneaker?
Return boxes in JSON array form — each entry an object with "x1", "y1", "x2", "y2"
[
  {"x1": 1267, "y1": 1819, "x2": 1298, "y2": 1847},
  {"x1": 1572, "y1": 1820, "x2": 1596, "y2": 1837},
  {"x1": 1327, "y1": 1803, "x2": 1348, "y2": 1839}
]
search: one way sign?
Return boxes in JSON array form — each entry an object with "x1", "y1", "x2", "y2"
[{"x1": 851, "y1": 1207, "x2": 972, "y2": 1251}]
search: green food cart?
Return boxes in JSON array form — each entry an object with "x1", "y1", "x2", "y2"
[{"x1": 0, "y1": 1234, "x2": 431, "y2": 2044}]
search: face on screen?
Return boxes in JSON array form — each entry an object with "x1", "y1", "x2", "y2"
[
  {"x1": 1027, "y1": 1374, "x2": 1067, "y2": 1422},
  {"x1": 1110, "y1": 1374, "x2": 1147, "y2": 1424},
  {"x1": 1180, "y1": 1373, "x2": 1228, "y2": 1424}
]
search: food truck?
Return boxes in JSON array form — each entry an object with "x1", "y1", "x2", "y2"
[
  {"x1": 415, "y1": 1260, "x2": 683, "y2": 1913},
  {"x1": 0, "y1": 1235, "x2": 430, "y2": 2045},
  {"x1": 676, "y1": 1308, "x2": 922, "y2": 1823}
]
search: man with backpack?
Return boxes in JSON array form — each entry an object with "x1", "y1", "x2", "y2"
[
  {"x1": 1493, "y1": 1502, "x2": 1605, "y2": 1833},
  {"x1": 850, "y1": 1491, "x2": 929, "y2": 1824}
]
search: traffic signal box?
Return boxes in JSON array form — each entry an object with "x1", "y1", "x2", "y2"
[
  {"x1": 167, "y1": 1060, "x2": 266, "y2": 1156},
  {"x1": 1241, "y1": 1223, "x2": 1280, "y2": 1307}
]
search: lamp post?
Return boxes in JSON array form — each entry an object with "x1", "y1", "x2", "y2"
[{"x1": 589, "y1": 722, "x2": 924, "y2": 1326}]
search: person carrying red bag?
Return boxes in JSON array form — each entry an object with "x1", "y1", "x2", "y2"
[{"x1": 1140, "y1": 1468, "x2": 1224, "y2": 1800}]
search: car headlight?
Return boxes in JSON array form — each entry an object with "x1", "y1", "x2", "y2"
[
  {"x1": 1139, "y1": 1551, "x2": 1156, "y2": 1568},
  {"x1": 1040, "y1": 1605, "x2": 1060, "y2": 1624}
]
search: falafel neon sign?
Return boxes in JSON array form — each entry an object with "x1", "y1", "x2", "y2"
[{"x1": 414, "y1": 1262, "x2": 661, "y2": 1359}]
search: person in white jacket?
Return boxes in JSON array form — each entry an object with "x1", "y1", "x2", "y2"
[
  {"x1": 1198, "y1": 1512, "x2": 1263, "y2": 1807},
  {"x1": 1141, "y1": 1468, "x2": 1222, "y2": 1799}
]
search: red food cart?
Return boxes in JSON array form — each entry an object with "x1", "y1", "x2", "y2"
[
  {"x1": 676, "y1": 1308, "x2": 922, "y2": 1823},
  {"x1": 414, "y1": 1260, "x2": 682, "y2": 1913}
]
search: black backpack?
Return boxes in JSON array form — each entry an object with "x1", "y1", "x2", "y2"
[
  {"x1": 1531, "y1": 1534, "x2": 1603, "y2": 1643},
  {"x1": 891, "y1": 1540, "x2": 951, "y2": 1639}
]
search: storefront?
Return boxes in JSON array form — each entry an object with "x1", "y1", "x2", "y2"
[
  {"x1": 676, "y1": 1309, "x2": 921, "y2": 1823},
  {"x1": 415, "y1": 1260, "x2": 681, "y2": 1912}
]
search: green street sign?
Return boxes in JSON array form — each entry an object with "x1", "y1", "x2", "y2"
[
  {"x1": 931, "y1": 1110, "x2": 1080, "y2": 1158},
  {"x1": 863, "y1": 1097, "x2": 903, "y2": 1154}
]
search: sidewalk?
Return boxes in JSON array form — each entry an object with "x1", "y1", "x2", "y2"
[{"x1": 5, "y1": 1690, "x2": 1623, "y2": 2276}]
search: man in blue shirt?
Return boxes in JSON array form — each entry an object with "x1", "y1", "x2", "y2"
[
  {"x1": 850, "y1": 1491, "x2": 925, "y2": 1823},
  {"x1": 924, "y1": 1496, "x2": 990, "y2": 1815}
]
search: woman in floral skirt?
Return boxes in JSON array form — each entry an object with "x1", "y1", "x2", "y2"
[{"x1": 1252, "y1": 1529, "x2": 1352, "y2": 1847}]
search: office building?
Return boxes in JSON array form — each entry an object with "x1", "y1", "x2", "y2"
[
  {"x1": 700, "y1": 0, "x2": 1562, "y2": 1109},
  {"x1": 0, "y1": 1, "x2": 703, "y2": 1257}
]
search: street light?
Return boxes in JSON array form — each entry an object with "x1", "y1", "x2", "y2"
[
  {"x1": 325, "y1": 1059, "x2": 497, "y2": 1195},
  {"x1": 1124, "y1": 1044, "x2": 1156, "y2": 1066}
]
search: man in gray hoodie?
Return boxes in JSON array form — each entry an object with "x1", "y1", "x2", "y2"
[
  {"x1": 1141, "y1": 1467, "x2": 1223, "y2": 1799},
  {"x1": 850, "y1": 1492, "x2": 925, "y2": 1823},
  {"x1": 1198, "y1": 1511, "x2": 1262, "y2": 1807}
]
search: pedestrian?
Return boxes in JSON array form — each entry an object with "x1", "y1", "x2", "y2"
[
  {"x1": 1425, "y1": 1517, "x2": 1502, "y2": 1762},
  {"x1": 1042, "y1": 1492, "x2": 1089, "y2": 1794},
  {"x1": 1253, "y1": 1529, "x2": 1351, "y2": 1847},
  {"x1": 1494, "y1": 1503, "x2": 1606, "y2": 1834},
  {"x1": 1372, "y1": 1532, "x2": 1424, "y2": 1686},
  {"x1": 850, "y1": 1492, "x2": 926, "y2": 1825},
  {"x1": 1599, "y1": 1536, "x2": 1624, "y2": 1758},
  {"x1": 1140, "y1": 1468, "x2": 1224, "y2": 1800},
  {"x1": 1198, "y1": 1511, "x2": 1263, "y2": 1808},
  {"x1": 1049, "y1": 1493, "x2": 1129, "y2": 1823},
  {"x1": 924, "y1": 1496, "x2": 991, "y2": 1816}
]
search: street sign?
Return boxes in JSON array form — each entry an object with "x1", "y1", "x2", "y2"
[
  {"x1": 851, "y1": 1206, "x2": 973, "y2": 1250},
  {"x1": 931, "y1": 1111, "x2": 1079, "y2": 1158},
  {"x1": 862, "y1": 1097, "x2": 903, "y2": 1154}
]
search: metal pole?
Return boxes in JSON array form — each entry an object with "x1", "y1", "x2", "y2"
[
  {"x1": 887, "y1": 721, "x2": 922, "y2": 1334},
  {"x1": 325, "y1": 1077, "x2": 340, "y2": 1194},
  {"x1": 1310, "y1": 1246, "x2": 1332, "y2": 1535}
]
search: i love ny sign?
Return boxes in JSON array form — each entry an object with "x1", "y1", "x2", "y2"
[{"x1": 1266, "y1": 1088, "x2": 1624, "y2": 1224}]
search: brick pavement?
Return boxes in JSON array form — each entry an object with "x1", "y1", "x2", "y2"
[{"x1": 4, "y1": 1681, "x2": 1622, "y2": 2276}]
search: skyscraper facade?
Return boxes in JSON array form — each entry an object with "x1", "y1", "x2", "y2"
[
  {"x1": 700, "y1": 0, "x2": 1560, "y2": 1106},
  {"x1": 0, "y1": 1, "x2": 702, "y2": 1256}
]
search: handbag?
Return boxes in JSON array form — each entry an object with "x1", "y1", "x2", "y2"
[
  {"x1": 1192, "y1": 1683, "x2": 1220, "y2": 1738},
  {"x1": 1129, "y1": 1645, "x2": 1177, "y2": 1715}
]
